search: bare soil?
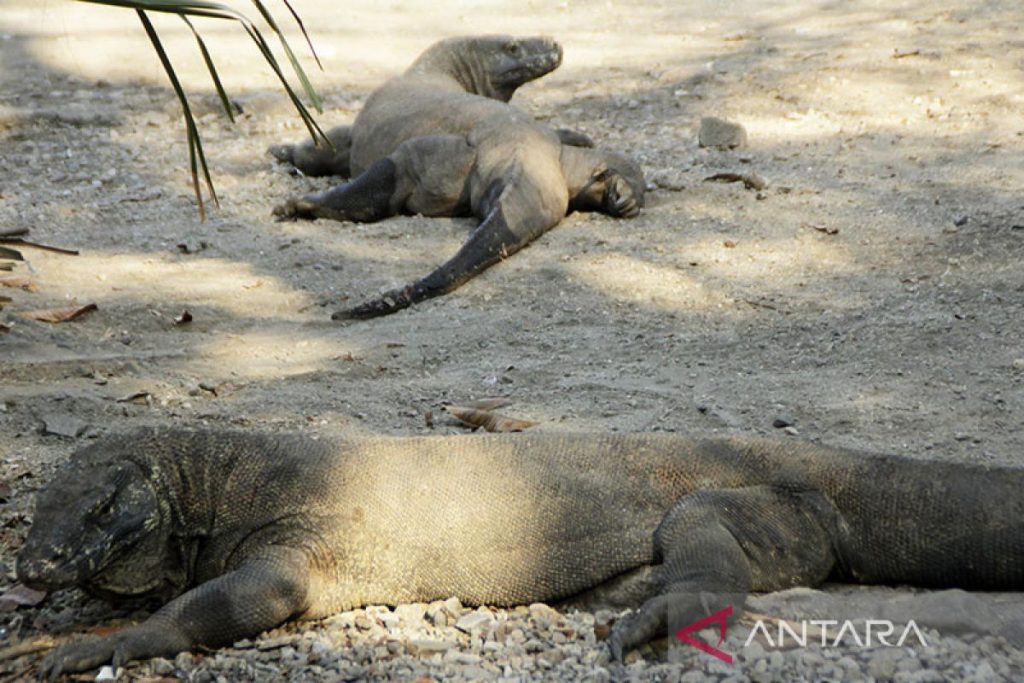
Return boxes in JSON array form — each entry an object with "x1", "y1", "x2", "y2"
[{"x1": 1, "y1": 0, "x2": 1023, "y2": 678}]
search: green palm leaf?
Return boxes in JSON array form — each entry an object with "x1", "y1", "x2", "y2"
[{"x1": 75, "y1": 0, "x2": 327, "y2": 218}]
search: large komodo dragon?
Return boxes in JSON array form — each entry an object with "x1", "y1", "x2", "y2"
[
  {"x1": 19, "y1": 429, "x2": 1024, "y2": 677},
  {"x1": 270, "y1": 36, "x2": 645, "y2": 320}
]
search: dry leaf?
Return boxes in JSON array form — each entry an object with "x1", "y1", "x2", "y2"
[
  {"x1": 0, "y1": 245, "x2": 23, "y2": 261},
  {"x1": 723, "y1": 239, "x2": 738, "y2": 248},
  {"x1": 0, "y1": 237, "x2": 78, "y2": 255},
  {"x1": 86, "y1": 624, "x2": 125, "y2": 638},
  {"x1": 116, "y1": 391, "x2": 152, "y2": 404},
  {"x1": 445, "y1": 405, "x2": 538, "y2": 433},
  {"x1": 803, "y1": 222, "x2": 839, "y2": 235},
  {"x1": 703, "y1": 172, "x2": 767, "y2": 191},
  {"x1": 461, "y1": 397, "x2": 514, "y2": 411},
  {"x1": 0, "y1": 584, "x2": 47, "y2": 611},
  {"x1": 0, "y1": 275, "x2": 36, "y2": 291},
  {"x1": 0, "y1": 322, "x2": 9, "y2": 334},
  {"x1": 0, "y1": 635, "x2": 56, "y2": 662},
  {"x1": 19, "y1": 303, "x2": 97, "y2": 323}
]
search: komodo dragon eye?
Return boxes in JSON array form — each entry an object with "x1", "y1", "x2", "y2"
[{"x1": 505, "y1": 42, "x2": 521, "y2": 56}]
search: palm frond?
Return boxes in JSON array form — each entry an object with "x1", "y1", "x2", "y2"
[{"x1": 75, "y1": 0, "x2": 327, "y2": 217}]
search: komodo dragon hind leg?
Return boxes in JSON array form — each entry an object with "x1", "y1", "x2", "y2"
[
  {"x1": 272, "y1": 158, "x2": 398, "y2": 223},
  {"x1": 332, "y1": 177, "x2": 560, "y2": 320},
  {"x1": 607, "y1": 486, "x2": 843, "y2": 661},
  {"x1": 269, "y1": 124, "x2": 353, "y2": 178}
]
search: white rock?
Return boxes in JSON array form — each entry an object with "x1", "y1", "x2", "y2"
[{"x1": 456, "y1": 611, "x2": 492, "y2": 632}]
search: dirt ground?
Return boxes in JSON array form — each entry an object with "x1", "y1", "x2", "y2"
[{"x1": 1, "y1": 0, "x2": 1023, "y2": 678}]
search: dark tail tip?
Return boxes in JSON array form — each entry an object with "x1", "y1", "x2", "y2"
[{"x1": 332, "y1": 287, "x2": 417, "y2": 321}]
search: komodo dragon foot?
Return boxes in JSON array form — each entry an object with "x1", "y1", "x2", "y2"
[
  {"x1": 603, "y1": 172, "x2": 642, "y2": 218},
  {"x1": 272, "y1": 195, "x2": 318, "y2": 221}
]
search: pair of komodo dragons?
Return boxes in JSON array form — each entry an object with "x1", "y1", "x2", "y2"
[{"x1": 17, "y1": 35, "x2": 1024, "y2": 679}]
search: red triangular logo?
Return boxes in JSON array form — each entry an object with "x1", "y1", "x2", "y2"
[{"x1": 674, "y1": 604, "x2": 733, "y2": 663}]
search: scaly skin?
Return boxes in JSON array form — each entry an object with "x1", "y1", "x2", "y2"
[
  {"x1": 17, "y1": 429, "x2": 1024, "y2": 676},
  {"x1": 271, "y1": 37, "x2": 645, "y2": 319},
  {"x1": 268, "y1": 35, "x2": 573, "y2": 178}
]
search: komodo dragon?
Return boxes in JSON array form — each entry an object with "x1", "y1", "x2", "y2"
[
  {"x1": 269, "y1": 35, "x2": 595, "y2": 178},
  {"x1": 18, "y1": 429, "x2": 1024, "y2": 677},
  {"x1": 269, "y1": 36, "x2": 645, "y2": 320}
]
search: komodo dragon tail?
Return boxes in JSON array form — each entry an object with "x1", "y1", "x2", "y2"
[{"x1": 332, "y1": 179, "x2": 558, "y2": 320}]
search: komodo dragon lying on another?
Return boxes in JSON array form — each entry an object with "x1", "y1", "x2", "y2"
[
  {"x1": 19, "y1": 429, "x2": 1024, "y2": 677},
  {"x1": 269, "y1": 35, "x2": 595, "y2": 178},
  {"x1": 270, "y1": 36, "x2": 645, "y2": 320}
]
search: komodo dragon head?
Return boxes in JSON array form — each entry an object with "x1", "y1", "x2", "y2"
[
  {"x1": 410, "y1": 35, "x2": 563, "y2": 101},
  {"x1": 17, "y1": 442, "x2": 180, "y2": 602}
]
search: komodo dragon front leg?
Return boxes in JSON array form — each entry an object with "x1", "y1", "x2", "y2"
[
  {"x1": 269, "y1": 124, "x2": 355, "y2": 178},
  {"x1": 41, "y1": 547, "x2": 311, "y2": 680},
  {"x1": 608, "y1": 486, "x2": 844, "y2": 659}
]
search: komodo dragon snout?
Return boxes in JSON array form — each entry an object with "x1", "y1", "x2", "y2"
[{"x1": 450, "y1": 35, "x2": 563, "y2": 101}]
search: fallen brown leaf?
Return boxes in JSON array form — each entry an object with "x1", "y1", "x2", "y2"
[
  {"x1": 116, "y1": 391, "x2": 152, "y2": 404},
  {"x1": 0, "y1": 584, "x2": 47, "y2": 611},
  {"x1": 0, "y1": 237, "x2": 79, "y2": 255},
  {"x1": 723, "y1": 239, "x2": 738, "y2": 248},
  {"x1": 460, "y1": 397, "x2": 514, "y2": 411},
  {"x1": 802, "y1": 222, "x2": 839, "y2": 235},
  {"x1": 0, "y1": 245, "x2": 23, "y2": 261},
  {"x1": 86, "y1": 624, "x2": 124, "y2": 638},
  {"x1": 0, "y1": 275, "x2": 35, "y2": 291},
  {"x1": 18, "y1": 303, "x2": 97, "y2": 323},
  {"x1": 703, "y1": 172, "x2": 767, "y2": 191},
  {"x1": 445, "y1": 405, "x2": 538, "y2": 433},
  {"x1": 0, "y1": 635, "x2": 56, "y2": 662}
]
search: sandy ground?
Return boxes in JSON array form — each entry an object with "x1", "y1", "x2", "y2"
[{"x1": 1, "y1": 0, "x2": 1023, "y2": 679}]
